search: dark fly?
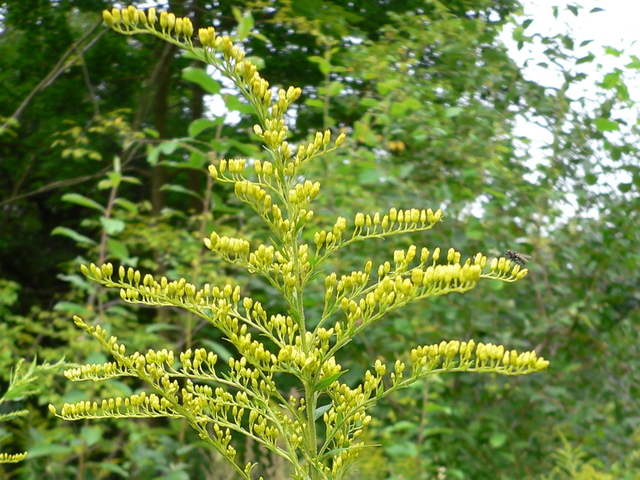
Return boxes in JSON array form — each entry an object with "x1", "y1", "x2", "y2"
[{"x1": 505, "y1": 250, "x2": 531, "y2": 267}]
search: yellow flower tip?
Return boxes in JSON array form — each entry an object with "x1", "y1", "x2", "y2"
[
  {"x1": 102, "y1": 10, "x2": 114, "y2": 28},
  {"x1": 160, "y1": 11, "x2": 168, "y2": 31},
  {"x1": 138, "y1": 9, "x2": 148, "y2": 26},
  {"x1": 183, "y1": 18, "x2": 194, "y2": 38},
  {"x1": 167, "y1": 13, "x2": 176, "y2": 31},
  {"x1": 48, "y1": 404, "x2": 57, "y2": 415},
  {"x1": 335, "y1": 132, "x2": 346, "y2": 147},
  {"x1": 111, "y1": 8, "x2": 121, "y2": 27},
  {"x1": 536, "y1": 358, "x2": 550, "y2": 370},
  {"x1": 147, "y1": 8, "x2": 157, "y2": 27},
  {"x1": 127, "y1": 5, "x2": 138, "y2": 25},
  {"x1": 175, "y1": 17, "x2": 183, "y2": 35},
  {"x1": 516, "y1": 268, "x2": 529, "y2": 280}
]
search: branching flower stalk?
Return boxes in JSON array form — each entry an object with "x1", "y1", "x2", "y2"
[{"x1": 50, "y1": 6, "x2": 549, "y2": 480}]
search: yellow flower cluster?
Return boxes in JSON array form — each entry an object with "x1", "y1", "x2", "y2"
[
  {"x1": 409, "y1": 339, "x2": 550, "y2": 375},
  {"x1": 0, "y1": 452, "x2": 28, "y2": 463},
  {"x1": 103, "y1": 6, "x2": 194, "y2": 41}
]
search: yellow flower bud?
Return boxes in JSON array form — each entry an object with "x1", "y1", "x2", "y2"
[{"x1": 102, "y1": 10, "x2": 114, "y2": 28}]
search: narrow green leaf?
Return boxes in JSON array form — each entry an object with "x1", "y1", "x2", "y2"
[
  {"x1": 160, "y1": 184, "x2": 203, "y2": 199},
  {"x1": 237, "y1": 11, "x2": 254, "y2": 41},
  {"x1": 576, "y1": 53, "x2": 595, "y2": 65},
  {"x1": 26, "y1": 444, "x2": 75, "y2": 458},
  {"x1": 51, "y1": 227, "x2": 96, "y2": 245},
  {"x1": 61, "y1": 193, "x2": 105, "y2": 212},
  {"x1": 315, "y1": 371, "x2": 347, "y2": 391},
  {"x1": 314, "y1": 403, "x2": 333, "y2": 421}
]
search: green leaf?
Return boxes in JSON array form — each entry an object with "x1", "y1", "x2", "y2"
[
  {"x1": 490, "y1": 432, "x2": 508, "y2": 448},
  {"x1": 314, "y1": 403, "x2": 333, "y2": 420},
  {"x1": 160, "y1": 184, "x2": 203, "y2": 199},
  {"x1": 601, "y1": 72, "x2": 620, "y2": 89},
  {"x1": 26, "y1": 444, "x2": 75, "y2": 458},
  {"x1": 236, "y1": 10, "x2": 254, "y2": 41},
  {"x1": 56, "y1": 273, "x2": 92, "y2": 291},
  {"x1": 51, "y1": 227, "x2": 96, "y2": 245},
  {"x1": 604, "y1": 46, "x2": 623, "y2": 58},
  {"x1": 113, "y1": 198, "x2": 138, "y2": 213},
  {"x1": 53, "y1": 301, "x2": 92, "y2": 315},
  {"x1": 589, "y1": 7, "x2": 604, "y2": 13},
  {"x1": 81, "y1": 426, "x2": 102, "y2": 446},
  {"x1": 618, "y1": 182, "x2": 632, "y2": 193},
  {"x1": 315, "y1": 371, "x2": 346, "y2": 391},
  {"x1": 445, "y1": 106, "x2": 464, "y2": 118},
  {"x1": 188, "y1": 118, "x2": 222, "y2": 138},
  {"x1": 225, "y1": 95, "x2": 255, "y2": 114},
  {"x1": 182, "y1": 67, "x2": 221, "y2": 94},
  {"x1": 61, "y1": 193, "x2": 105, "y2": 212},
  {"x1": 359, "y1": 167, "x2": 384, "y2": 185},
  {"x1": 305, "y1": 98, "x2": 324, "y2": 109},
  {"x1": 95, "y1": 462, "x2": 129, "y2": 478},
  {"x1": 106, "y1": 238, "x2": 130, "y2": 261},
  {"x1": 148, "y1": 140, "x2": 180, "y2": 165},
  {"x1": 199, "y1": 339, "x2": 232, "y2": 362},
  {"x1": 100, "y1": 217, "x2": 126, "y2": 235},
  {"x1": 626, "y1": 55, "x2": 640, "y2": 69},
  {"x1": 594, "y1": 118, "x2": 619, "y2": 132},
  {"x1": 328, "y1": 81, "x2": 344, "y2": 97},
  {"x1": 576, "y1": 52, "x2": 595, "y2": 65},
  {"x1": 522, "y1": 19, "x2": 533, "y2": 29}
]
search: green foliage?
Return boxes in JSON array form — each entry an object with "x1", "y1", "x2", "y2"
[
  {"x1": 0, "y1": 353, "x2": 66, "y2": 464},
  {"x1": 49, "y1": 6, "x2": 549, "y2": 480}
]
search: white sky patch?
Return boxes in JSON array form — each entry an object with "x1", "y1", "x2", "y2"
[{"x1": 496, "y1": 0, "x2": 640, "y2": 220}]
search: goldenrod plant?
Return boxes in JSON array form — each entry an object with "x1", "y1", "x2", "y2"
[
  {"x1": 1, "y1": 356, "x2": 66, "y2": 464},
  {"x1": 50, "y1": 6, "x2": 550, "y2": 480}
]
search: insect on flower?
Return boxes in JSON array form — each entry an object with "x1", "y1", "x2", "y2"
[{"x1": 505, "y1": 250, "x2": 531, "y2": 267}]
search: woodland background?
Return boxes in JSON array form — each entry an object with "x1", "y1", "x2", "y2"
[{"x1": 1, "y1": 0, "x2": 639, "y2": 479}]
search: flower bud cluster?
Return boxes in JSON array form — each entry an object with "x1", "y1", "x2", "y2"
[
  {"x1": 262, "y1": 312, "x2": 300, "y2": 345},
  {"x1": 353, "y1": 207, "x2": 443, "y2": 236},
  {"x1": 294, "y1": 130, "x2": 346, "y2": 166},
  {"x1": 333, "y1": 257, "x2": 482, "y2": 330},
  {"x1": 324, "y1": 267, "x2": 371, "y2": 306},
  {"x1": 228, "y1": 326, "x2": 278, "y2": 372},
  {"x1": 313, "y1": 217, "x2": 348, "y2": 253},
  {"x1": 252, "y1": 126, "x2": 345, "y2": 183},
  {"x1": 103, "y1": 7, "x2": 193, "y2": 42},
  {"x1": 409, "y1": 339, "x2": 550, "y2": 376},
  {"x1": 204, "y1": 231, "x2": 251, "y2": 264},
  {"x1": 489, "y1": 256, "x2": 529, "y2": 281},
  {"x1": 322, "y1": 374, "x2": 378, "y2": 475},
  {"x1": 0, "y1": 452, "x2": 28, "y2": 463},
  {"x1": 50, "y1": 390, "x2": 174, "y2": 421},
  {"x1": 64, "y1": 361, "x2": 126, "y2": 381},
  {"x1": 81, "y1": 264, "x2": 252, "y2": 333}
]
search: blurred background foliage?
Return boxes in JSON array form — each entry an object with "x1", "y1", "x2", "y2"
[{"x1": 1, "y1": 0, "x2": 639, "y2": 479}]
